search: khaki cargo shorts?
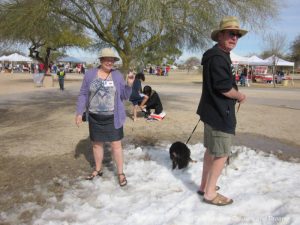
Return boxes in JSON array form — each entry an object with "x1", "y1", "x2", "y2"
[{"x1": 204, "y1": 123, "x2": 233, "y2": 157}]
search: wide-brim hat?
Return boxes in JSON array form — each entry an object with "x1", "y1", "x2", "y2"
[
  {"x1": 211, "y1": 16, "x2": 248, "y2": 42},
  {"x1": 98, "y1": 48, "x2": 120, "y2": 61}
]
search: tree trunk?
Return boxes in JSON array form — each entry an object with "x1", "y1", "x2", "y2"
[
  {"x1": 119, "y1": 53, "x2": 131, "y2": 76},
  {"x1": 272, "y1": 64, "x2": 276, "y2": 88},
  {"x1": 44, "y1": 47, "x2": 51, "y2": 75}
]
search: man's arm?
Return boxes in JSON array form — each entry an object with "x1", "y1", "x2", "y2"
[{"x1": 222, "y1": 88, "x2": 246, "y2": 103}]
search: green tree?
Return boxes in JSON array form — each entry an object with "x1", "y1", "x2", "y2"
[
  {"x1": 47, "y1": 0, "x2": 278, "y2": 70},
  {"x1": 0, "y1": 0, "x2": 91, "y2": 73},
  {"x1": 142, "y1": 40, "x2": 182, "y2": 66},
  {"x1": 290, "y1": 34, "x2": 300, "y2": 68}
]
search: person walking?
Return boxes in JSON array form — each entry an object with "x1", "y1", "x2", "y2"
[
  {"x1": 196, "y1": 16, "x2": 247, "y2": 206},
  {"x1": 75, "y1": 48, "x2": 134, "y2": 187},
  {"x1": 57, "y1": 65, "x2": 66, "y2": 91}
]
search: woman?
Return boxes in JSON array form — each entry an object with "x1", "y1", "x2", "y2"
[
  {"x1": 75, "y1": 48, "x2": 134, "y2": 187},
  {"x1": 129, "y1": 72, "x2": 148, "y2": 121}
]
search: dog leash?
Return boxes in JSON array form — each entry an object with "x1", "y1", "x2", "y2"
[
  {"x1": 186, "y1": 103, "x2": 240, "y2": 145},
  {"x1": 186, "y1": 118, "x2": 201, "y2": 145}
]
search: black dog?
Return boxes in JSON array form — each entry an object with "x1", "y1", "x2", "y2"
[{"x1": 169, "y1": 141, "x2": 196, "y2": 169}]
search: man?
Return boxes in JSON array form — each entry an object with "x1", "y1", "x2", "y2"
[{"x1": 196, "y1": 16, "x2": 247, "y2": 206}]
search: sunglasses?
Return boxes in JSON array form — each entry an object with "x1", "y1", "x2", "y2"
[{"x1": 228, "y1": 31, "x2": 242, "y2": 39}]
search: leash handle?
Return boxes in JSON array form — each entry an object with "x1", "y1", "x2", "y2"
[
  {"x1": 236, "y1": 103, "x2": 241, "y2": 113},
  {"x1": 186, "y1": 118, "x2": 201, "y2": 145}
]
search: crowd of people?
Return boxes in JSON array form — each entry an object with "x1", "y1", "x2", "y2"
[
  {"x1": 148, "y1": 65, "x2": 170, "y2": 76},
  {"x1": 0, "y1": 62, "x2": 32, "y2": 73},
  {"x1": 0, "y1": 61, "x2": 86, "y2": 74}
]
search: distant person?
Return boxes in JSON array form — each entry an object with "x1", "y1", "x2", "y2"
[
  {"x1": 38, "y1": 63, "x2": 45, "y2": 73},
  {"x1": 52, "y1": 64, "x2": 58, "y2": 74},
  {"x1": 81, "y1": 64, "x2": 85, "y2": 74},
  {"x1": 57, "y1": 65, "x2": 66, "y2": 91},
  {"x1": 149, "y1": 66, "x2": 153, "y2": 74},
  {"x1": 240, "y1": 67, "x2": 247, "y2": 86},
  {"x1": 165, "y1": 65, "x2": 170, "y2": 76},
  {"x1": 140, "y1": 85, "x2": 163, "y2": 117},
  {"x1": 30, "y1": 63, "x2": 35, "y2": 73},
  {"x1": 156, "y1": 66, "x2": 161, "y2": 76},
  {"x1": 75, "y1": 48, "x2": 134, "y2": 187},
  {"x1": 197, "y1": 16, "x2": 247, "y2": 206},
  {"x1": 129, "y1": 72, "x2": 148, "y2": 121}
]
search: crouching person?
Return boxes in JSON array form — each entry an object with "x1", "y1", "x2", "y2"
[{"x1": 140, "y1": 85, "x2": 163, "y2": 118}]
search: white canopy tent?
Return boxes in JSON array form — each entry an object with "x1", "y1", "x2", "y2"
[
  {"x1": 0, "y1": 53, "x2": 32, "y2": 62},
  {"x1": 5, "y1": 53, "x2": 33, "y2": 62},
  {"x1": 248, "y1": 55, "x2": 271, "y2": 66},
  {"x1": 264, "y1": 56, "x2": 295, "y2": 85},
  {"x1": 230, "y1": 52, "x2": 249, "y2": 65},
  {"x1": 264, "y1": 55, "x2": 294, "y2": 67},
  {"x1": 0, "y1": 55, "x2": 9, "y2": 61}
]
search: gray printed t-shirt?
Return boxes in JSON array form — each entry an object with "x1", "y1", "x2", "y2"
[{"x1": 88, "y1": 75, "x2": 116, "y2": 115}]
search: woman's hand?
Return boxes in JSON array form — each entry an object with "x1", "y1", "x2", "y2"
[
  {"x1": 75, "y1": 115, "x2": 83, "y2": 127},
  {"x1": 126, "y1": 71, "x2": 135, "y2": 87}
]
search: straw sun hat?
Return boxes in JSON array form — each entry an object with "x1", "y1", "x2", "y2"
[
  {"x1": 98, "y1": 48, "x2": 120, "y2": 61},
  {"x1": 211, "y1": 16, "x2": 248, "y2": 42}
]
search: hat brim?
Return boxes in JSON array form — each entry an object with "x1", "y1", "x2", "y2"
[
  {"x1": 99, "y1": 56, "x2": 120, "y2": 62},
  {"x1": 211, "y1": 28, "x2": 248, "y2": 42}
]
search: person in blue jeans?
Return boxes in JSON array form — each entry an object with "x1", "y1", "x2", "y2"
[
  {"x1": 129, "y1": 72, "x2": 148, "y2": 121},
  {"x1": 240, "y1": 68, "x2": 247, "y2": 86}
]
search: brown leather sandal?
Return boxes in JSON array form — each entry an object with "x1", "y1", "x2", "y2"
[
  {"x1": 118, "y1": 173, "x2": 127, "y2": 187},
  {"x1": 203, "y1": 193, "x2": 233, "y2": 206},
  {"x1": 85, "y1": 169, "x2": 103, "y2": 180}
]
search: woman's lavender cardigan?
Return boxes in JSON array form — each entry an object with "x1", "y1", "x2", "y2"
[{"x1": 76, "y1": 68, "x2": 132, "y2": 129}]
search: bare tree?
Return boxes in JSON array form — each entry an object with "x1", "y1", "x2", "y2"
[
  {"x1": 290, "y1": 34, "x2": 300, "y2": 68},
  {"x1": 185, "y1": 57, "x2": 201, "y2": 72},
  {"x1": 263, "y1": 32, "x2": 287, "y2": 87}
]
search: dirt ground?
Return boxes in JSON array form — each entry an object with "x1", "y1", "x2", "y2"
[{"x1": 0, "y1": 71, "x2": 300, "y2": 222}]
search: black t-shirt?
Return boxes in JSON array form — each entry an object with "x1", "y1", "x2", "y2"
[
  {"x1": 197, "y1": 45, "x2": 237, "y2": 134},
  {"x1": 146, "y1": 91, "x2": 163, "y2": 114}
]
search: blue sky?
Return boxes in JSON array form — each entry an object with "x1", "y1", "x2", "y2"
[
  {"x1": 234, "y1": 0, "x2": 300, "y2": 57},
  {"x1": 178, "y1": 0, "x2": 300, "y2": 61},
  {"x1": 68, "y1": 0, "x2": 300, "y2": 63}
]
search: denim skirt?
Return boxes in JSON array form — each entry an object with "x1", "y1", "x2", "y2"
[{"x1": 88, "y1": 113, "x2": 124, "y2": 142}]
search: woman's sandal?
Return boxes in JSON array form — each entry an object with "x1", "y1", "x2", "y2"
[
  {"x1": 203, "y1": 193, "x2": 233, "y2": 206},
  {"x1": 197, "y1": 186, "x2": 220, "y2": 196},
  {"x1": 118, "y1": 173, "x2": 127, "y2": 187},
  {"x1": 85, "y1": 169, "x2": 103, "y2": 180}
]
